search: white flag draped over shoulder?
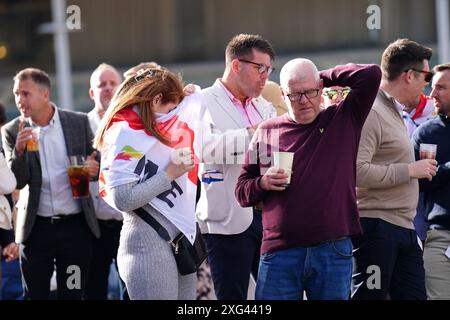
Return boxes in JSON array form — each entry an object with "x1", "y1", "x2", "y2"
[{"x1": 99, "y1": 89, "x2": 207, "y2": 243}]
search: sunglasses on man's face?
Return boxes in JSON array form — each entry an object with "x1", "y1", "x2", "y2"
[
  {"x1": 404, "y1": 68, "x2": 434, "y2": 83},
  {"x1": 324, "y1": 89, "x2": 351, "y2": 101}
]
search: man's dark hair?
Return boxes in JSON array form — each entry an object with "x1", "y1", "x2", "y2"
[
  {"x1": 13, "y1": 68, "x2": 51, "y2": 90},
  {"x1": 225, "y1": 34, "x2": 275, "y2": 64},
  {"x1": 381, "y1": 39, "x2": 432, "y2": 81},
  {"x1": 433, "y1": 62, "x2": 450, "y2": 73}
]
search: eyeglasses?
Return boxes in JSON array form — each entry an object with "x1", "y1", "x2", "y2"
[
  {"x1": 238, "y1": 59, "x2": 275, "y2": 75},
  {"x1": 405, "y1": 68, "x2": 433, "y2": 83},
  {"x1": 286, "y1": 89, "x2": 320, "y2": 102},
  {"x1": 324, "y1": 88, "x2": 351, "y2": 101}
]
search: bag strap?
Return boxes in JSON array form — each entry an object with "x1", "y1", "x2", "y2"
[{"x1": 133, "y1": 207, "x2": 171, "y2": 242}]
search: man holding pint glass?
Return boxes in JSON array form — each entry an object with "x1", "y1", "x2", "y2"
[
  {"x1": 412, "y1": 63, "x2": 450, "y2": 299},
  {"x1": 354, "y1": 39, "x2": 437, "y2": 300},
  {"x1": 235, "y1": 59, "x2": 381, "y2": 300},
  {"x1": 1, "y1": 68, "x2": 100, "y2": 300}
]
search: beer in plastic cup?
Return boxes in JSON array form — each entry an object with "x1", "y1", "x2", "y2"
[
  {"x1": 273, "y1": 151, "x2": 294, "y2": 187},
  {"x1": 26, "y1": 128, "x2": 39, "y2": 152},
  {"x1": 419, "y1": 143, "x2": 437, "y2": 160},
  {"x1": 67, "y1": 156, "x2": 90, "y2": 198}
]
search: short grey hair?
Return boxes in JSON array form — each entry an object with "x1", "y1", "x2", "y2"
[
  {"x1": 279, "y1": 58, "x2": 320, "y2": 89},
  {"x1": 90, "y1": 63, "x2": 121, "y2": 88}
]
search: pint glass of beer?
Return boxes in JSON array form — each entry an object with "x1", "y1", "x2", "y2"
[
  {"x1": 67, "y1": 156, "x2": 90, "y2": 198},
  {"x1": 26, "y1": 128, "x2": 39, "y2": 152},
  {"x1": 419, "y1": 143, "x2": 437, "y2": 160}
]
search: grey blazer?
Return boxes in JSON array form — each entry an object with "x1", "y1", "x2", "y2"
[{"x1": 1, "y1": 108, "x2": 100, "y2": 243}]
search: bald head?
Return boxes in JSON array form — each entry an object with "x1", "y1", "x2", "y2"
[
  {"x1": 89, "y1": 63, "x2": 121, "y2": 117},
  {"x1": 280, "y1": 58, "x2": 320, "y2": 90}
]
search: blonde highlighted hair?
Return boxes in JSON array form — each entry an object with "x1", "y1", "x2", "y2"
[{"x1": 94, "y1": 68, "x2": 185, "y2": 150}]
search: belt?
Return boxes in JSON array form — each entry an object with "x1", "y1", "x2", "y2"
[
  {"x1": 37, "y1": 213, "x2": 81, "y2": 224},
  {"x1": 299, "y1": 236, "x2": 348, "y2": 248}
]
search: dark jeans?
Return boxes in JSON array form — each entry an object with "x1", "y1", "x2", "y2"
[
  {"x1": 85, "y1": 219, "x2": 123, "y2": 300},
  {"x1": 413, "y1": 193, "x2": 429, "y2": 241},
  {"x1": 203, "y1": 211, "x2": 262, "y2": 300},
  {"x1": 352, "y1": 218, "x2": 426, "y2": 300},
  {"x1": 20, "y1": 214, "x2": 93, "y2": 300}
]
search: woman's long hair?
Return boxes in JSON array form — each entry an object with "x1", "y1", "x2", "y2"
[{"x1": 94, "y1": 67, "x2": 185, "y2": 150}]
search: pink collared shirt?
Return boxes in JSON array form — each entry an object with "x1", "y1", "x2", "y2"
[{"x1": 217, "y1": 79, "x2": 263, "y2": 127}]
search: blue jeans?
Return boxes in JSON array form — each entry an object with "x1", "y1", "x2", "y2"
[{"x1": 256, "y1": 238, "x2": 353, "y2": 300}]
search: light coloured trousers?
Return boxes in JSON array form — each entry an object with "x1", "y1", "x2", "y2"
[{"x1": 424, "y1": 229, "x2": 450, "y2": 300}]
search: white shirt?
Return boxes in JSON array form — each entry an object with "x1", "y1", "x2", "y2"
[
  {"x1": 36, "y1": 106, "x2": 81, "y2": 217},
  {"x1": 88, "y1": 109, "x2": 123, "y2": 221}
]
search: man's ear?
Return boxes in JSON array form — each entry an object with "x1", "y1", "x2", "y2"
[
  {"x1": 89, "y1": 88, "x2": 94, "y2": 100},
  {"x1": 404, "y1": 70, "x2": 414, "y2": 84},
  {"x1": 231, "y1": 59, "x2": 240, "y2": 74},
  {"x1": 42, "y1": 87, "x2": 50, "y2": 101},
  {"x1": 319, "y1": 79, "x2": 324, "y2": 90}
]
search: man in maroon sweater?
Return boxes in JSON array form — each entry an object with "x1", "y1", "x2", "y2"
[{"x1": 235, "y1": 60, "x2": 381, "y2": 300}]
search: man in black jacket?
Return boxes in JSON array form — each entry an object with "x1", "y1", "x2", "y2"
[{"x1": 412, "y1": 62, "x2": 450, "y2": 299}]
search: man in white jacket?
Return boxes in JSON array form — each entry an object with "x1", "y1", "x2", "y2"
[{"x1": 197, "y1": 34, "x2": 276, "y2": 300}]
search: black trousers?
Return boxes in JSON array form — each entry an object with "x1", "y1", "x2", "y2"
[
  {"x1": 351, "y1": 218, "x2": 426, "y2": 300},
  {"x1": 85, "y1": 219, "x2": 123, "y2": 300},
  {"x1": 20, "y1": 214, "x2": 93, "y2": 300},
  {"x1": 203, "y1": 210, "x2": 262, "y2": 300}
]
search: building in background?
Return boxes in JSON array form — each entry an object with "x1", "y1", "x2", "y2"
[{"x1": 0, "y1": 0, "x2": 443, "y2": 115}]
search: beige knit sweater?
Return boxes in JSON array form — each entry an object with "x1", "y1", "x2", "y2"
[{"x1": 356, "y1": 90, "x2": 418, "y2": 229}]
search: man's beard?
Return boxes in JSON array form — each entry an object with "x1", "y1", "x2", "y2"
[{"x1": 437, "y1": 103, "x2": 450, "y2": 116}]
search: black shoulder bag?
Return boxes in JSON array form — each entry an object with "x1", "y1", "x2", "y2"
[{"x1": 133, "y1": 207, "x2": 207, "y2": 275}]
